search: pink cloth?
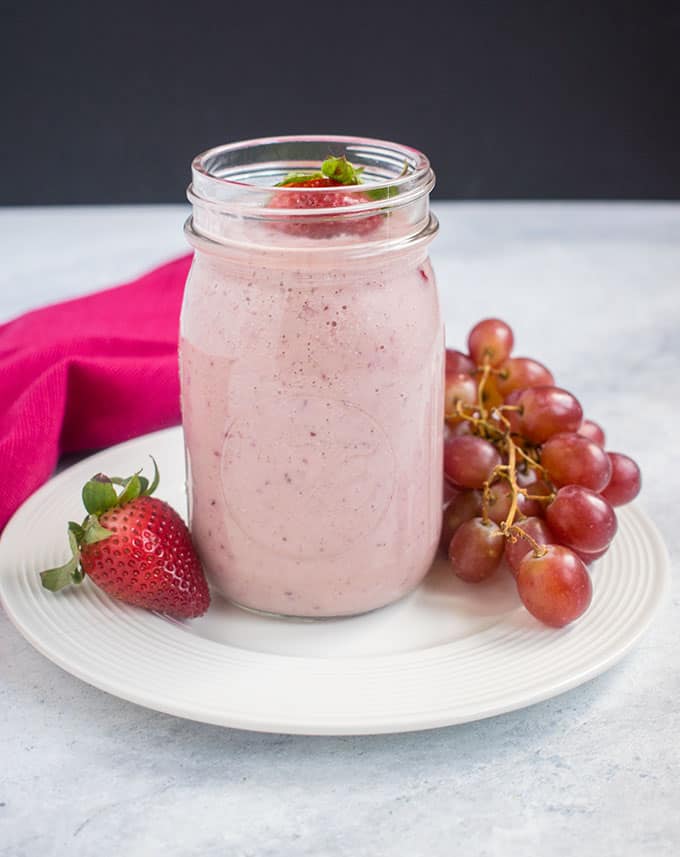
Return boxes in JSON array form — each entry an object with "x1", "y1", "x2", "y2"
[{"x1": 0, "y1": 254, "x2": 192, "y2": 530}]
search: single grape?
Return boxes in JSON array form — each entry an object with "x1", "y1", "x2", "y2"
[
  {"x1": 448, "y1": 517, "x2": 504, "y2": 582},
  {"x1": 516, "y1": 545, "x2": 592, "y2": 627},
  {"x1": 518, "y1": 478, "x2": 554, "y2": 518},
  {"x1": 540, "y1": 432, "x2": 612, "y2": 492},
  {"x1": 440, "y1": 489, "x2": 482, "y2": 551},
  {"x1": 485, "y1": 480, "x2": 514, "y2": 524},
  {"x1": 444, "y1": 372, "x2": 478, "y2": 418},
  {"x1": 496, "y1": 357, "x2": 555, "y2": 398},
  {"x1": 575, "y1": 545, "x2": 609, "y2": 565},
  {"x1": 444, "y1": 436, "x2": 502, "y2": 489},
  {"x1": 578, "y1": 419, "x2": 606, "y2": 447},
  {"x1": 600, "y1": 452, "x2": 641, "y2": 506},
  {"x1": 485, "y1": 479, "x2": 535, "y2": 525},
  {"x1": 467, "y1": 319, "x2": 514, "y2": 367},
  {"x1": 516, "y1": 386, "x2": 583, "y2": 444},
  {"x1": 446, "y1": 348, "x2": 476, "y2": 377},
  {"x1": 504, "y1": 516, "x2": 556, "y2": 576},
  {"x1": 546, "y1": 485, "x2": 617, "y2": 553}
]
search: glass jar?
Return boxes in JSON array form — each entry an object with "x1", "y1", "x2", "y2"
[{"x1": 181, "y1": 135, "x2": 443, "y2": 618}]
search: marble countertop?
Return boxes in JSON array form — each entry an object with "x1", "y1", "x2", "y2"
[{"x1": 1, "y1": 203, "x2": 678, "y2": 857}]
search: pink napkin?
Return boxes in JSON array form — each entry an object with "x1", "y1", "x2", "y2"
[{"x1": 0, "y1": 254, "x2": 192, "y2": 530}]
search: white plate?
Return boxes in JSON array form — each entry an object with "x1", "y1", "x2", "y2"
[{"x1": 0, "y1": 427, "x2": 669, "y2": 735}]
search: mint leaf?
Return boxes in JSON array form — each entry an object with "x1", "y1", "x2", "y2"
[
  {"x1": 276, "y1": 156, "x2": 365, "y2": 188},
  {"x1": 365, "y1": 163, "x2": 407, "y2": 201},
  {"x1": 276, "y1": 171, "x2": 323, "y2": 186},
  {"x1": 320, "y1": 156, "x2": 362, "y2": 185},
  {"x1": 365, "y1": 185, "x2": 399, "y2": 202}
]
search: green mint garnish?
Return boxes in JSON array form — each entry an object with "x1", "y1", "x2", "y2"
[{"x1": 275, "y1": 155, "x2": 406, "y2": 203}]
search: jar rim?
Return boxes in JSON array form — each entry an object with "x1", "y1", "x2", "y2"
[{"x1": 189, "y1": 134, "x2": 434, "y2": 217}]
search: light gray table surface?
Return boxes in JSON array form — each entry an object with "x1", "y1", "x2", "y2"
[{"x1": 1, "y1": 203, "x2": 678, "y2": 857}]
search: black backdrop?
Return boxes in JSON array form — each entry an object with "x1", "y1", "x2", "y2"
[{"x1": 2, "y1": 0, "x2": 679, "y2": 204}]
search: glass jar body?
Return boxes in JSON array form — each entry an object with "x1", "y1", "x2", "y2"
[{"x1": 180, "y1": 242, "x2": 443, "y2": 617}]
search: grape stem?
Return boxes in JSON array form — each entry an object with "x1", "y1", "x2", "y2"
[
  {"x1": 508, "y1": 524, "x2": 548, "y2": 557},
  {"x1": 517, "y1": 488, "x2": 555, "y2": 503},
  {"x1": 481, "y1": 484, "x2": 490, "y2": 525},
  {"x1": 450, "y1": 357, "x2": 557, "y2": 549},
  {"x1": 514, "y1": 443, "x2": 549, "y2": 476},
  {"x1": 477, "y1": 361, "x2": 492, "y2": 420},
  {"x1": 500, "y1": 435, "x2": 520, "y2": 535},
  {"x1": 451, "y1": 400, "x2": 505, "y2": 441}
]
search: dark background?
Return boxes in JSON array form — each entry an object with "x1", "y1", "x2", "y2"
[{"x1": 2, "y1": 0, "x2": 679, "y2": 204}]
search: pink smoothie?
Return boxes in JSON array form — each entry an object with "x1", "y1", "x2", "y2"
[{"x1": 180, "y1": 245, "x2": 443, "y2": 617}]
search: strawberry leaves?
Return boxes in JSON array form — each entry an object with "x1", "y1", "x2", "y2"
[
  {"x1": 81, "y1": 515, "x2": 114, "y2": 545},
  {"x1": 40, "y1": 557, "x2": 81, "y2": 591},
  {"x1": 115, "y1": 474, "x2": 143, "y2": 506},
  {"x1": 40, "y1": 457, "x2": 159, "y2": 593},
  {"x1": 87, "y1": 456, "x2": 160, "y2": 509},
  {"x1": 41, "y1": 521, "x2": 88, "y2": 589},
  {"x1": 40, "y1": 516, "x2": 112, "y2": 590},
  {"x1": 82, "y1": 475, "x2": 118, "y2": 515}
]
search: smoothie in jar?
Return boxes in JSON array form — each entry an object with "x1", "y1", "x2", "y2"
[{"x1": 181, "y1": 137, "x2": 442, "y2": 617}]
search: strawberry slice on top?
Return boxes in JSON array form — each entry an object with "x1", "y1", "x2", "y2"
[{"x1": 268, "y1": 155, "x2": 385, "y2": 237}]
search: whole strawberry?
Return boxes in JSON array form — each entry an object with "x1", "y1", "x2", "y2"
[
  {"x1": 40, "y1": 459, "x2": 210, "y2": 619},
  {"x1": 268, "y1": 155, "x2": 387, "y2": 238}
]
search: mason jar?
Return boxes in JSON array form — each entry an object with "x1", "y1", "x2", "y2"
[{"x1": 181, "y1": 135, "x2": 443, "y2": 618}]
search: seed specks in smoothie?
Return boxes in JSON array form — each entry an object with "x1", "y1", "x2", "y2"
[{"x1": 180, "y1": 244, "x2": 442, "y2": 616}]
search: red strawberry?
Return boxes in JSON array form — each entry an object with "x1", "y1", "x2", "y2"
[
  {"x1": 268, "y1": 155, "x2": 384, "y2": 238},
  {"x1": 40, "y1": 460, "x2": 210, "y2": 619}
]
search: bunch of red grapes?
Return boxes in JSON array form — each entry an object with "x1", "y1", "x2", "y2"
[{"x1": 442, "y1": 319, "x2": 641, "y2": 628}]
